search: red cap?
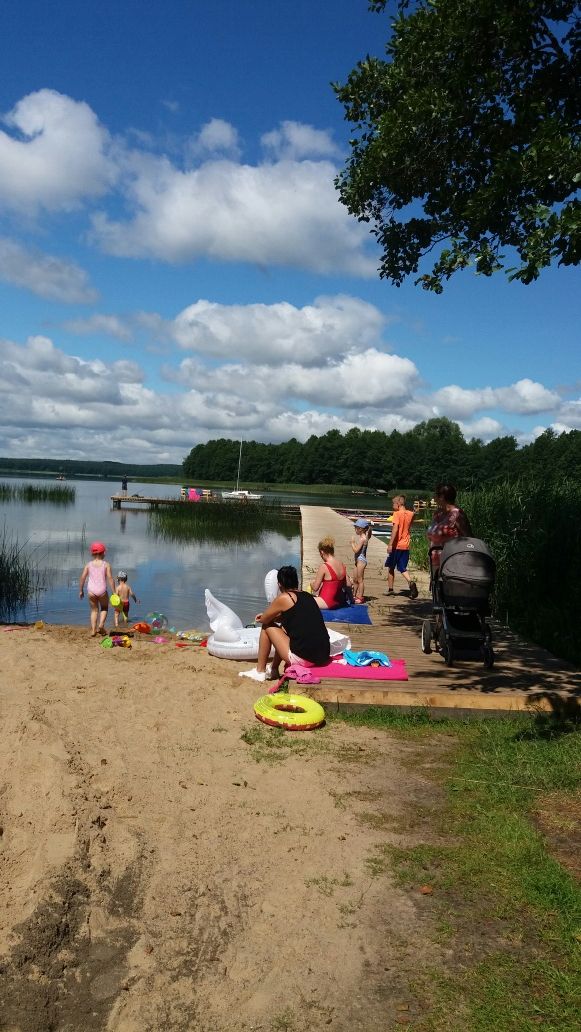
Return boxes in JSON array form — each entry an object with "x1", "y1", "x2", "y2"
[{"x1": 90, "y1": 541, "x2": 106, "y2": 554}]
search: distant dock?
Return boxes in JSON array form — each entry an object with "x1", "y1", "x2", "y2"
[
  {"x1": 111, "y1": 494, "x2": 186, "y2": 510},
  {"x1": 111, "y1": 494, "x2": 301, "y2": 517}
]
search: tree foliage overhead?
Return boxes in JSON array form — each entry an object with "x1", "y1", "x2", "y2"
[{"x1": 334, "y1": 1, "x2": 581, "y2": 291}]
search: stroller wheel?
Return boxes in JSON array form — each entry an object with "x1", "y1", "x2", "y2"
[
  {"x1": 442, "y1": 640, "x2": 454, "y2": 667},
  {"x1": 482, "y1": 645, "x2": 495, "y2": 669},
  {"x1": 421, "y1": 620, "x2": 433, "y2": 654}
]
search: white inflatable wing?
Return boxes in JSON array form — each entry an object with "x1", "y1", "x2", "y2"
[
  {"x1": 264, "y1": 568, "x2": 279, "y2": 604},
  {"x1": 204, "y1": 588, "x2": 244, "y2": 643}
]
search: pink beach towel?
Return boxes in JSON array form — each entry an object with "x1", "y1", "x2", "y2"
[{"x1": 270, "y1": 658, "x2": 409, "y2": 690}]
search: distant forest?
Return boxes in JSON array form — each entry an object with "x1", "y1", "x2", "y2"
[
  {"x1": 183, "y1": 419, "x2": 581, "y2": 490},
  {"x1": 3, "y1": 419, "x2": 579, "y2": 490},
  {"x1": 0, "y1": 457, "x2": 181, "y2": 479}
]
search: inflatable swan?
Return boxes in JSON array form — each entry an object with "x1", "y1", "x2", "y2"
[{"x1": 205, "y1": 569, "x2": 350, "y2": 661}]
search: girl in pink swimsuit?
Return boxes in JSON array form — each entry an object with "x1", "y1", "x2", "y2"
[
  {"x1": 79, "y1": 541, "x2": 115, "y2": 637},
  {"x1": 310, "y1": 536, "x2": 349, "y2": 610}
]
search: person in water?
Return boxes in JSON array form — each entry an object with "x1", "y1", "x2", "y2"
[
  {"x1": 113, "y1": 571, "x2": 140, "y2": 627},
  {"x1": 310, "y1": 536, "x2": 349, "y2": 610},
  {"x1": 79, "y1": 542, "x2": 115, "y2": 637},
  {"x1": 239, "y1": 565, "x2": 331, "y2": 682},
  {"x1": 351, "y1": 518, "x2": 372, "y2": 604}
]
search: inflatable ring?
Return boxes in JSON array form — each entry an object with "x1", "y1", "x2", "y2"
[{"x1": 253, "y1": 693, "x2": 325, "y2": 732}]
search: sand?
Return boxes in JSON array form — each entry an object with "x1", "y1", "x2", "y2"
[{"x1": 0, "y1": 623, "x2": 449, "y2": 1031}]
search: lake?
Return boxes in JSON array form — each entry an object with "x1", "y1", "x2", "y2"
[{"x1": 1, "y1": 479, "x2": 395, "y2": 630}]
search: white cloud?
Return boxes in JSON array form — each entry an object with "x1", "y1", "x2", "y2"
[
  {"x1": 175, "y1": 346, "x2": 419, "y2": 410},
  {"x1": 0, "y1": 236, "x2": 97, "y2": 303},
  {"x1": 458, "y1": 417, "x2": 505, "y2": 441},
  {"x1": 172, "y1": 294, "x2": 387, "y2": 364},
  {"x1": 0, "y1": 90, "x2": 115, "y2": 213},
  {"x1": 62, "y1": 313, "x2": 133, "y2": 341},
  {"x1": 91, "y1": 152, "x2": 375, "y2": 275},
  {"x1": 189, "y1": 118, "x2": 241, "y2": 158},
  {"x1": 261, "y1": 121, "x2": 340, "y2": 160},
  {"x1": 432, "y1": 378, "x2": 560, "y2": 419}
]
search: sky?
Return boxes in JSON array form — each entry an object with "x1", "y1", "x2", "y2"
[{"x1": 0, "y1": 0, "x2": 579, "y2": 465}]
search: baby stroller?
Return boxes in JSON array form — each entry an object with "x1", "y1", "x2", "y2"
[{"x1": 421, "y1": 537, "x2": 496, "y2": 668}]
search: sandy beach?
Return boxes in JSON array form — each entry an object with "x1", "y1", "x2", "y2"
[{"x1": 0, "y1": 622, "x2": 448, "y2": 1031}]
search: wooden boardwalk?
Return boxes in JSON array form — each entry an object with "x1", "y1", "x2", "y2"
[{"x1": 300, "y1": 506, "x2": 580, "y2": 716}]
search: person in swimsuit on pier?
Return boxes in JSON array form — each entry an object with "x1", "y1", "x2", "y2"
[
  {"x1": 79, "y1": 541, "x2": 115, "y2": 637},
  {"x1": 310, "y1": 536, "x2": 349, "y2": 610},
  {"x1": 351, "y1": 518, "x2": 372, "y2": 604}
]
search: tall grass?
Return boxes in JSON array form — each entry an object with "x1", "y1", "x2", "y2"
[
  {"x1": 148, "y1": 499, "x2": 298, "y2": 545},
  {"x1": 462, "y1": 479, "x2": 581, "y2": 665},
  {"x1": 0, "y1": 530, "x2": 45, "y2": 620},
  {"x1": 0, "y1": 482, "x2": 75, "y2": 505}
]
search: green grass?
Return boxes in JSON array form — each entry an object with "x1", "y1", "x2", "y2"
[
  {"x1": 0, "y1": 481, "x2": 75, "y2": 505},
  {"x1": 148, "y1": 498, "x2": 298, "y2": 545},
  {"x1": 330, "y1": 708, "x2": 581, "y2": 1032}
]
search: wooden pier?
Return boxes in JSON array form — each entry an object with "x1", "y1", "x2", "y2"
[
  {"x1": 111, "y1": 494, "x2": 300, "y2": 517},
  {"x1": 300, "y1": 506, "x2": 580, "y2": 717}
]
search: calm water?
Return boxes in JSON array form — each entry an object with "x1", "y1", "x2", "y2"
[
  {"x1": 1, "y1": 478, "x2": 398, "y2": 629},
  {"x1": 1, "y1": 479, "x2": 301, "y2": 630}
]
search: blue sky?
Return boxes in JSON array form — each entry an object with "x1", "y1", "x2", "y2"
[{"x1": 0, "y1": 0, "x2": 579, "y2": 463}]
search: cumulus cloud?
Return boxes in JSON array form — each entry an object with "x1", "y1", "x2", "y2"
[
  {"x1": 0, "y1": 236, "x2": 97, "y2": 303},
  {"x1": 432, "y1": 378, "x2": 560, "y2": 419},
  {"x1": 0, "y1": 90, "x2": 115, "y2": 213},
  {"x1": 91, "y1": 152, "x2": 375, "y2": 275},
  {"x1": 172, "y1": 294, "x2": 387, "y2": 364},
  {"x1": 0, "y1": 93, "x2": 373, "y2": 276},
  {"x1": 261, "y1": 121, "x2": 340, "y2": 160},
  {"x1": 458, "y1": 417, "x2": 505, "y2": 441},
  {"x1": 176, "y1": 348, "x2": 419, "y2": 410},
  {"x1": 62, "y1": 313, "x2": 133, "y2": 341},
  {"x1": 188, "y1": 118, "x2": 241, "y2": 158}
]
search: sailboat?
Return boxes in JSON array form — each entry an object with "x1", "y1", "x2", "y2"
[{"x1": 221, "y1": 441, "x2": 263, "y2": 501}]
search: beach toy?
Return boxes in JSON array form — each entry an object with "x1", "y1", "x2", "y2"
[
  {"x1": 35, "y1": 620, "x2": 45, "y2": 630},
  {"x1": 147, "y1": 612, "x2": 168, "y2": 631},
  {"x1": 111, "y1": 635, "x2": 131, "y2": 648},
  {"x1": 130, "y1": 615, "x2": 151, "y2": 631},
  {"x1": 153, "y1": 635, "x2": 167, "y2": 644},
  {"x1": 101, "y1": 636, "x2": 113, "y2": 649},
  {"x1": 253, "y1": 693, "x2": 325, "y2": 731},
  {"x1": 177, "y1": 629, "x2": 210, "y2": 643},
  {"x1": 205, "y1": 573, "x2": 350, "y2": 661}
]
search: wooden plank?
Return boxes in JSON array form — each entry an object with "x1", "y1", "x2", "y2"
[{"x1": 300, "y1": 505, "x2": 580, "y2": 714}]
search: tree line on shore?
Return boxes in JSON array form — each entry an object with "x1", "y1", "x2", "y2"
[{"x1": 183, "y1": 419, "x2": 581, "y2": 490}]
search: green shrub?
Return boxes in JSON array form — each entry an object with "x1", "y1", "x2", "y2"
[{"x1": 461, "y1": 480, "x2": 581, "y2": 665}]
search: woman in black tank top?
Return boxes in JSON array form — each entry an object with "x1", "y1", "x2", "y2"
[{"x1": 238, "y1": 566, "x2": 331, "y2": 683}]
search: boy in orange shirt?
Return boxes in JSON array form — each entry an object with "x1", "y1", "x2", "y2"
[{"x1": 385, "y1": 496, "x2": 418, "y2": 599}]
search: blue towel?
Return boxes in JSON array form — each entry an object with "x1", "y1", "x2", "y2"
[{"x1": 322, "y1": 604, "x2": 372, "y2": 625}]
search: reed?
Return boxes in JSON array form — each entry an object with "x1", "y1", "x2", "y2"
[
  {"x1": 148, "y1": 499, "x2": 298, "y2": 545},
  {"x1": 461, "y1": 479, "x2": 581, "y2": 665},
  {"x1": 0, "y1": 482, "x2": 75, "y2": 505},
  {"x1": 0, "y1": 530, "x2": 45, "y2": 620}
]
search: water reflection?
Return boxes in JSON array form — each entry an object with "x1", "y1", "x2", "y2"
[{"x1": 1, "y1": 478, "x2": 300, "y2": 629}]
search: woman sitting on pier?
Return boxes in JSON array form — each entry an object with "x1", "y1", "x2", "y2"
[{"x1": 310, "y1": 536, "x2": 348, "y2": 610}]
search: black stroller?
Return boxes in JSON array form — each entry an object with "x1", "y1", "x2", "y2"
[{"x1": 421, "y1": 537, "x2": 496, "y2": 668}]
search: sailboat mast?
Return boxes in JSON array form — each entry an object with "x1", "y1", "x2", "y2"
[{"x1": 236, "y1": 440, "x2": 242, "y2": 491}]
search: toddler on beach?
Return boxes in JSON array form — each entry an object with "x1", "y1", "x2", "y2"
[
  {"x1": 114, "y1": 571, "x2": 139, "y2": 627},
  {"x1": 79, "y1": 542, "x2": 115, "y2": 637}
]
